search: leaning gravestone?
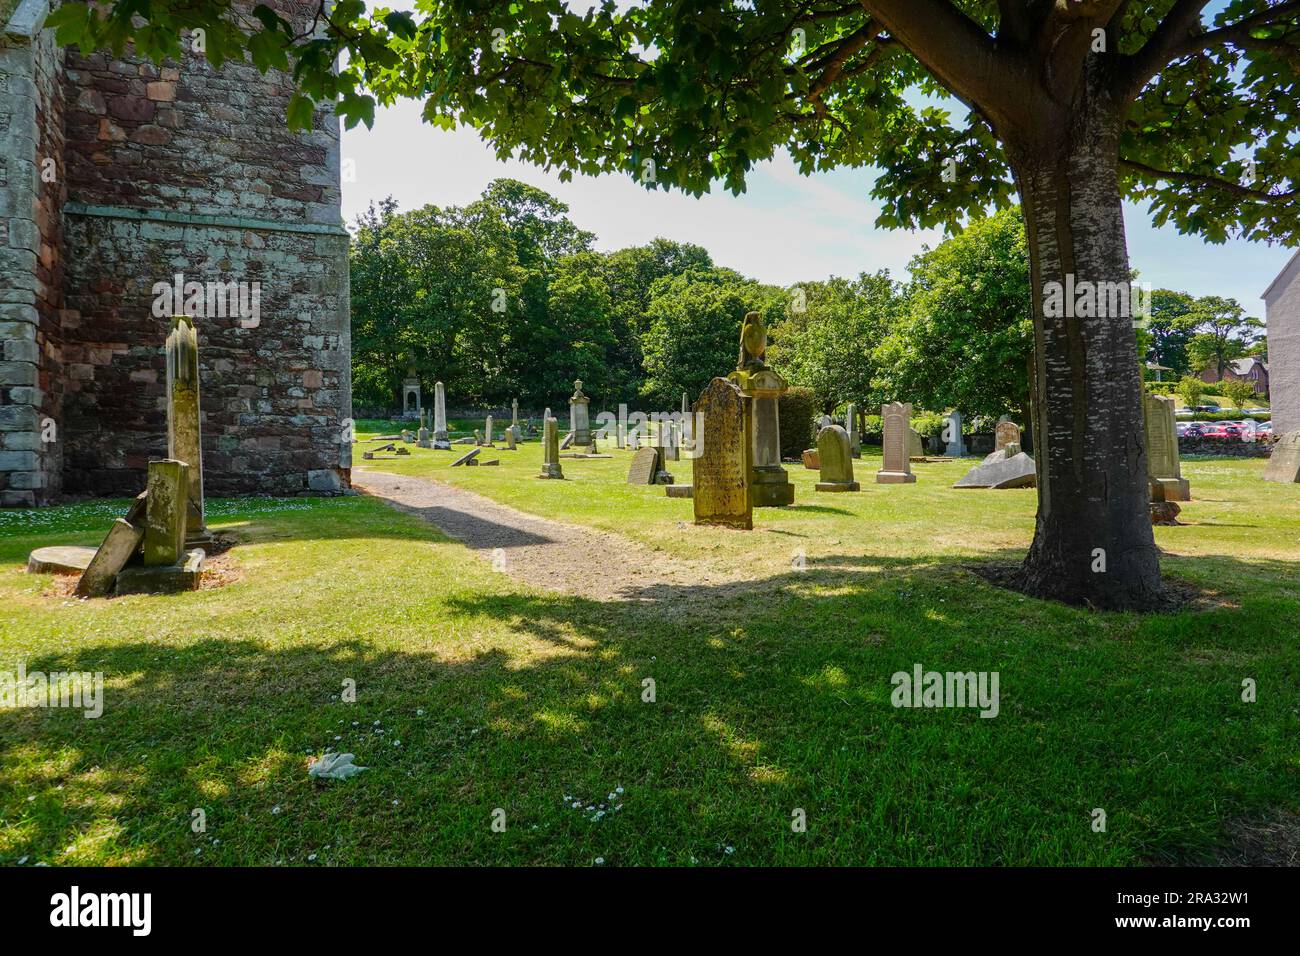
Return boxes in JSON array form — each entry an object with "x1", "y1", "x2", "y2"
[
  {"x1": 995, "y1": 420, "x2": 1021, "y2": 452},
  {"x1": 539, "y1": 417, "x2": 564, "y2": 479},
  {"x1": 1143, "y1": 392, "x2": 1190, "y2": 501},
  {"x1": 75, "y1": 520, "x2": 145, "y2": 597},
  {"x1": 876, "y1": 403, "x2": 917, "y2": 484},
  {"x1": 165, "y1": 315, "x2": 211, "y2": 547},
  {"x1": 142, "y1": 459, "x2": 189, "y2": 566},
  {"x1": 627, "y1": 446, "x2": 660, "y2": 485},
  {"x1": 1263, "y1": 429, "x2": 1300, "y2": 483},
  {"x1": 692, "y1": 377, "x2": 753, "y2": 529},
  {"x1": 815, "y1": 425, "x2": 859, "y2": 492},
  {"x1": 451, "y1": 447, "x2": 481, "y2": 467}
]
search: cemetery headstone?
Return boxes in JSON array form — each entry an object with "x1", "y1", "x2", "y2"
[
  {"x1": 815, "y1": 425, "x2": 860, "y2": 492},
  {"x1": 908, "y1": 428, "x2": 925, "y2": 459},
  {"x1": 1143, "y1": 392, "x2": 1190, "y2": 501},
  {"x1": 876, "y1": 403, "x2": 917, "y2": 484},
  {"x1": 417, "y1": 409, "x2": 431, "y2": 448},
  {"x1": 142, "y1": 459, "x2": 189, "y2": 566},
  {"x1": 165, "y1": 315, "x2": 211, "y2": 547},
  {"x1": 484, "y1": 415, "x2": 495, "y2": 447},
  {"x1": 944, "y1": 410, "x2": 967, "y2": 457},
  {"x1": 539, "y1": 417, "x2": 564, "y2": 479},
  {"x1": 570, "y1": 380, "x2": 591, "y2": 446},
  {"x1": 433, "y1": 381, "x2": 450, "y2": 448},
  {"x1": 692, "y1": 377, "x2": 753, "y2": 529},
  {"x1": 728, "y1": 311, "x2": 795, "y2": 507},
  {"x1": 1263, "y1": 429, "x2": 1300, "y2": 483},
  {"x1": 954, "y1": 445, "x2": 1037, "y2": 489},
  {"x1": 801, "y1": 449, "x2": 820, "y2": 470},
  {"x1": 845, "y1": 402, "x2": 861, "y2": 458},
  {"x1": 451, "y1": 447, "x2": 481, "y2": 467},
  {"x1": 506, "y1": 429, "x2": 516, "y2": 450},
  {"x1": 75, "y1": 519, "x2": 144, "y2": 596},
  {"x1": 995, "y1": 420, "x2": 1022, "y2": 452},
  {"x1": 627, "y1": 446, "x2": 660, "y2": 485}
]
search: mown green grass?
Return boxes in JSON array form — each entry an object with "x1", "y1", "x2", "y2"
[{"x1": 1, "y1": 438, "x2": 1297, "y2": 866}]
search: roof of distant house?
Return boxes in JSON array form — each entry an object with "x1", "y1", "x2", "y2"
[{"x1": 1228, "y1": 357, "x2": 1267, "y2": 375}]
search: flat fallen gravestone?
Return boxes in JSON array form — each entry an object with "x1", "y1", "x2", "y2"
[
  {"x1": 954, "y1": 450, "x2": 1037, "y2": 489},
  {"x1": 27, "y1": 546, "x2": 97, "y2": 575},
  {"x1": 627, "y1": 447, "x2": 659, "y2": 485},
  {"x1": 451, "y1": 448, "x2": 481, "y2": 467}
]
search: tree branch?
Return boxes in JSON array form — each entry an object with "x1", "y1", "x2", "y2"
[
  {"x1": 1120, "y1": 0, "x2": 1211, "y2": 97},
  {"x1": 1120, "y1": 157, "x2": 1298, "y2": 201},
  {"x1": 858, "y1": 0, "x2": 1036, "y2": 131}
]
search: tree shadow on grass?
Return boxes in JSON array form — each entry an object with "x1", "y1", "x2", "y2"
[{"x1": 2, "y1": 545, "x2": 1296, "y2": 867}]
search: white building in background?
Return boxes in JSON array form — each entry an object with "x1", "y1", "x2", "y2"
[{"x1": 1263, "y1": 250, "x2": 1300, "y2": 437}]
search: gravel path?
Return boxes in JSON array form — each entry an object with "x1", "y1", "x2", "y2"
[{"x1": 353, "y1": 468, "x2": 730, "y2": 602}]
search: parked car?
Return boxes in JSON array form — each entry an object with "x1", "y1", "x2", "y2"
[
  {"x1": 1257, "y1": 421, "x2": 1274, "y2": 437},
  {"x1": 1199, "y1": 424, "x2": 1232, "y2": 438},
  {"x1": 1180, "y1": 422, "x2": 1209, "y2": 438}
]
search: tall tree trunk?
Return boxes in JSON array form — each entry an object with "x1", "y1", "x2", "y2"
[{"x1": 1005, "y1": 88, "x2": 1165, "y2": 611}]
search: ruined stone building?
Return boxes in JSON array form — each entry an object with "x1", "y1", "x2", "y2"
[{"x1": 1, "y1": 0, "x2": 352, "y2": 507}]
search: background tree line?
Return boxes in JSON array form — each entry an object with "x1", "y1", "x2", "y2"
[{"x1": 351, "y1": 181, "x2": 1265, "y2": 419}]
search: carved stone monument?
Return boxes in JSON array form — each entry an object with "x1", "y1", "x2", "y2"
[
  {"x1": 432, "y1": 381, "x2": 450, "y2": 448},
  {"x1": 1143, "y1": 393, "x2": 1190, "y2": 501},
  {"x1": 815, "y1": 425, "x2": 859, "y2": 492},
  {"x1": 727, "y1": 311, "x2": 794, "y2": 507},
  {"x1": 570, "y1": 380, "x2": 592, "y2": 447},
  {"x1": 401, "y1": 356, "x2": 422, "y2": 419},
  {"x1": 165, "y1": 316, "x2": 211, "y2": 547},
  {"x1": 995, "y1": 420, "x2": 1022, "y2": 452},
  {"x1": 539, "y1": 417, "x2": 564, "y2": 479},
  {"x1": 876, "y1": 403, "x2": 917, "y2": 484},
  {"x1": 484, "y1": 415, "x2": 495, "y2": 447},
  {"x1": 416, "y1": 410, "x2": 431, "y2": 449},
  {"x1": 944, "y1": 410, "x2": 966, "y2": 457},
  {"x1": 692, "y1": 377, "x2": 753, "y2": 529},
  {"x1": 845, "y1": 403, "x2": 861, "y2": 458},
  {"x1": 142, "y1": 459, "x2": 189, "y2": 566}
]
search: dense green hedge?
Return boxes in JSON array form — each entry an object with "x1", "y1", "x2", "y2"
[{"x1": 779, "y1": 387, "x2": 821, "y2": 459}]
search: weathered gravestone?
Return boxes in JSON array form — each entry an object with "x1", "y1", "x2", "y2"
[
  {"x1": 75, "y1": 520, "x2": 145, "y2": 597},
  {"x1": 417, "y1": 409, "x2": 431, "y2": 448},
  {"x1": 815, "y1": 425, "x2": 859, "y2": 492},
  {"x1": 1143, "y1": 393, "x2": 1190, "y2": 501},
  {"x1": 995, "y1": 420, "x2": 1022, "y2": 452},
  {"x1": 692, "y1": 377, "x2": 753, "y2": 529},
  {"x1": 876, "y1": 403, "x2": 917, "y2": 484},
  {"x1": 539, "y1": 417, "x2": 564, "y2": 479},
  {"x1": 484, "y1": 416, "x2": 495, "y2": 447},
  {"x1": 845, "y1": 403, "x2": 861, "y2": 459},
  {"x1": 908, "y1": 428, "x2": 925, "y2": 459},
  {"x1": 954, "y1": 444, "x2": 1037, "y2": 489},
  {"x1": 506, "y1": 429, "x2": 516, "y2": 450},
  {"x1": 165, "y1": 315, "x2": 211, "y2": 547},
  {"x1": 142, "y1": 459, "x2": 189, "y2": 566},
  {"x1": 944, "y1": 410, "x2": 967, "y2": 457},
  {"x1": 1263, "y1": 429, "x2": 1300, "y2": 483},
  {"x1": 728, "y1": 311, "x2": 794, "y2": 507},
  {"x1": 627, "y1": 446, "x2": 660, "y2": 485},
  {"x1": 432, "y1": 381, "x2": 450, "y2": 448},
  {"x1": 570, "y1": 380, "x2": 592, "y2": 447},
  {"x1": 451, "y1": 447, "x2": 481, "y2": 467},
  {"x1": 801, "y1": 449, "x2": 820, "y2": 470}
]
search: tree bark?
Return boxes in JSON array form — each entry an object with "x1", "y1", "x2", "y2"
[{"x1": 1004, "y1": 78, "x2": 1166, "y2": 610}]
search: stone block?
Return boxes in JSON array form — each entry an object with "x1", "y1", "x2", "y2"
[
  {"x1": 0, "y1": 450, "x2": 38, "y2": 470},
  {"x1": 0, "y1": 360, "x2": 38, "y2": 387},
  {"x1": 114, "y1": 549, "x2": 203, "y2": 595},
  {"x1": 27, "y1": 545, "x2": 96, "y2": 575},
  {"x1": 75, "y1": 518, "x2": 145, "y2": 597},
  {"x1": 8, "y1": 470, "x2": 45, "y2": 489},
  {"x1": 3, "y1": 338, "x2": 39, "y2": 363},
  {"x1": 1, "y1": 489, "x2": 35, "y2": 507},
  {"x1": 0, "y1": 404, "x2": 38, "y2": 430},
  {"x1": 307, "y1": 468, "x2": 341, "y2": 492}
]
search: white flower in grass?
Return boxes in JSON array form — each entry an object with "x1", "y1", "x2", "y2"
[
  {"x1": 272, "y1": 805, "x2": 282, "y2": 815},
  {"x1": 594, "y1": 857, "x2": 605, "y2": 865}
]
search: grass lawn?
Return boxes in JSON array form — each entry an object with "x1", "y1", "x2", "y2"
[{"x1": 1, "y1": 435, "x2": 1297, "y2": 866}]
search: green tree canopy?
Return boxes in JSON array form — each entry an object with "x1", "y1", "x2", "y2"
[{"x1": 874, "y1": 207, "x2": 1033, "y2": 422}]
